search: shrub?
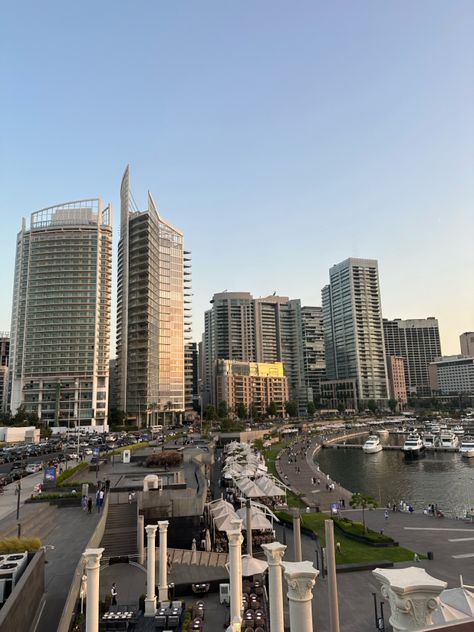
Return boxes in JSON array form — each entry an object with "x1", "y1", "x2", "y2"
[
  {"x1": 27, "y1": 492, "x2": 80, "y2": 502},
  {"x1": 334, "y1": 517, "x2": 395, "y2": 544},
  {"x1": 56, "y1": 462, "x2": 89, "y2": 486},
  {"x1": 146, "y1": 451, "x2": 183, "y2": 468},
  {"x1": 0, "y1": 537, "x2": 41, "y2": 553}
]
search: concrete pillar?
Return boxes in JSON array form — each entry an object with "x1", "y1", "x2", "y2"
[
  {"x1": 324, "y1": 520, "x2": 340, "y2": 632},
  {"x1": 158, "y1": 520, "x2": 169, "y2": 602},
  {"x1": 373, "y1": 567, "x2": 447, "y2": 632},
  {"x1": 226, "y1": 522, "x2": 244, "y2": 627},
  {"x1": 246, "y1": 499, "x2": 253, "y2": 557},
  {"x1": 137, "y1": 514, "x2": 145, "y2": 565},
  {"x1": 145, "y1": 524, "x2": 157, "y2": 616},
  {"x1": 83, "y1": 547, "x2": 104, "y2": 632},
  {"x1": 293, "y1": 510, "x2": 302, "y2": 562},
  {"x1": 282, "y1": 561, "x2": 319, "y2": 632},
  {"x1": 262, "y1": 542, "x2": 286, "y2": 632}
]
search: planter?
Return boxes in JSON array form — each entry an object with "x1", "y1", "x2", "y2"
[{"x1": 333, "y1": 521, "x2": 397, "y2": 547}]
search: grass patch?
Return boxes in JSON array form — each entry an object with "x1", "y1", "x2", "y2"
[
  {"x1": 56, "y1": 461, "x2": 89, "y2": 486},
  {"x1": 109, "y1": 441, "x2": 149, "y2": 455},
  {"x1": 277, "y1": 511, "x2": 422, "y2": 564},
  {"x1": 0, "y1": 537, "x2": 42, "y2": 552}
]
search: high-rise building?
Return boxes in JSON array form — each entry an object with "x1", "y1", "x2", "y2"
[
  {"x1": 386, "y1": 356, "x2": 408, "y2": 409},
  {"x1": 301, "y1": 306, "x2": 326, "y2": 400},
  {"x1": 185, "y1": 342, "x2": 199, "y2": 416},
  {"x1": 0, "y1": 333, "x2": 9, "y2": 414},
  {"x1": 215, "y1": 360, "x2": 288, "y2": 417},
  {"x1": 203, "y1": 292, "x2": 307, "y2": 411},
  {"x1": 460, "y1": 333, "x2": 474, "y2": 358},
  {"x1": 383, "y1": 318, "x2": 441, "y2": 397},
  {"x1": 322, "y1": 258, "x2": 388, "y2": 406},
  {"x1": 429, "y1": 356, "x2": 474, "y2": 395},
  {"x1": 10, "y1": 200, "x2": 112, "y2": 427},
  {"x1": 117, "y1": 167, "x2": 185, "y2": 426}
]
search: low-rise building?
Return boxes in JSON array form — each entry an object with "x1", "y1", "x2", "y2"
[
  {"x1": 320, "y1": 378, "x2": 358, "y2": 411},
  {"x1": 429, "y1": 355, "x2": 474, "y2": 395},
  {"x1": 215, "y1": 360, "x2": 288, "y2": 417}
]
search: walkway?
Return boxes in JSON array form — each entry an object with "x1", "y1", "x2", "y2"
[{"x1": 276, "y1": 437, "x2": 353, "y2": 510}]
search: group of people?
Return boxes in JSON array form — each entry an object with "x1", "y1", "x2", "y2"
[{"x1": 80, "y1": 479, "x2": 111, "y2": 514}]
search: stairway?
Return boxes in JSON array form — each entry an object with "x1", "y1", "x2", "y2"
[{"x1": 100, "y1": 501, "x2": 138, "y2": 559}]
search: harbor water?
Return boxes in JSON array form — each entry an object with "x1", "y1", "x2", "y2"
[{"x1": 316, "y1": 433, "x2": 474, "y2": 517}]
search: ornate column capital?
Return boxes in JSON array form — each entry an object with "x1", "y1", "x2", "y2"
[
  {"x1": 83, "y1": 548, "x2": 104, "y2": 571},
  {"x1": 373, "y1": 567, "x2": 447, "y2": 632},
  {"x1": 227, "y1": 519, "x2": 243, "y2": 546},
  {"x1": 158, "y1": 520, "x2": 169, "y2": 532},
  {"x1": 145, "y1": 524, "x2": 158, "y2": 538},
  {"x1": 282, "y1": 561, "x2": 319, "y2": 603},
  {"x1": 262, "y1": 542, "x2": 286, "y2": 566}
]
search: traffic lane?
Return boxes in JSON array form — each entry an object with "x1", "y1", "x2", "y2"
[{"x1": 0, "y1": 450, "x2": 80, "y2": 475}]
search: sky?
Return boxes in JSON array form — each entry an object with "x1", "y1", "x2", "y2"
[{"x1": 1, "y1": 1, "x2": 473, "y2": 355}]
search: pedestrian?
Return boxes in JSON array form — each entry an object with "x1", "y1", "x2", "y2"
[
  {"x1": 384, "y1": 510, "x2": 389, "y2": 521},
  {"x1": 99, "y1": 488, "x2": 105, "y2": 509},
  {"x1": 336, "y1": 541, "x2": 341, "y2": 554},
  {"x1": 111, "y1": 582, "x2": 118, "y2": 606},
  {"x1": 96, "y1": 491, "x2": 101, "y2": 513},
  {"x1": 414, "y1": 553, "x2": 420, "y2": 563},
  {"x1": 81, "y1": 495, "x2": 88, "y2": 511},
  {"x1": 128, "y1": 492, "x2": 132, "y2": 504},
  {"x1": 87, "y1": 497, "x2": 93, "y2": 513}
]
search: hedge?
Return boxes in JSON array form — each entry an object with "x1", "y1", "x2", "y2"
[
  {"x1": 27, "y1": 491, "x2": 80, "y2": 502},
  {"x1": 56, "y1": 462, "x2": 89, "y2": 486},
  {"x1": 0, "y1": 537, "x2": 42, "y2": 553},
  {"x1": 333, "y1": 517, "x2": 396, "y2": 546}
]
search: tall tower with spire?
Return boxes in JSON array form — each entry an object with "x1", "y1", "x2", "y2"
[{"x1": 116, "y1": 166, "x2": 186, "y2": 425}]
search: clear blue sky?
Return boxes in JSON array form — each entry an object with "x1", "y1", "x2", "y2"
[{"x1": 1, "y1": 1, "x2": 473, "y2": 354}]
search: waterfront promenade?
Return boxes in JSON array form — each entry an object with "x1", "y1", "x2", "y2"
[{"x1": 276, "y1": 435, "x2": 353, "y2": 510}]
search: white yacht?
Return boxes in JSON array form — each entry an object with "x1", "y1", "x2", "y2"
[
  {"x1": 430, "y1": 424, "x2": 441, "y2": 435},
  {"x1": 423, "y1": 432, "x2": 436, "y2": 448},
  {"x1": 439, "y1": 431, "x2": 459, "y2": 449},
  {"x1": 377, "y1": 428, "x2": 389, "y2": 437},
  {"x1": 459, "y1": 437, "x2": 474, "y2": 458},
  {"x1": 403, "y1": 433, "x2": 425, "y2": 458},
  {"x1": 363, "y1": 435, "x2": 383, "y2": 454},
  {"x1": 453, "y1": 425, "x2": 465, "y2": 437}
]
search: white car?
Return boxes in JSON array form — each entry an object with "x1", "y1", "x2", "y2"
[
  {"x1": 25, "y1": 463, "x2": 42, "y2": 474},
  {"x1": 68, "y1": 453, "x2": 80, "y2": 460},
  {"x1": 83, "y1": 448, "x2": 93, "y2": 455}
]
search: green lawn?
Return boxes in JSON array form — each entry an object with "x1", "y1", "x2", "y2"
[
  {"x1": 277, "y1": 511, "x2": 422, "y2": 564},
  {"x1": 260, "y1": 441, "x2": 307, "y2": 509}
]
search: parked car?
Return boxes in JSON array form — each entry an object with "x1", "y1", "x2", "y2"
[
  {"x1": 25, "y1": 463, "x2": 42, "y2": 474},
  {"x1": 9, "y1": 468, "x2": 25, "y2": 480}
]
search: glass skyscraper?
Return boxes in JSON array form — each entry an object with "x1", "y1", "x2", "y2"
[
  {"x1": 116, "y1": 166, "x2": 185, "y2": 425},
  {"x1": 10, "y1": 200, "x2": 112, "y2": 427}
]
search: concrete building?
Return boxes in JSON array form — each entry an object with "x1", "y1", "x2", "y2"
[
  {"x1": 9, "y1": 200, "x2": 112, "y2": 427},
  {"x1": 301, "y1": 307, "x2": 326, "y2": 400},
  {"x1": 322, "y1": 258, "x2": 388, "y2": 407},
  {"x1": 429, "y1": 356, "x2": 474, "y2": 395},
  {"x1": 383, "y1": 317, "x2": 441, "y2": 398},
  {"x1": 203, "y1": 292, "x2": 307, "y2": 411},
  {"x1": 215, "y1": 359, "x2": 288, "y2": 417},
  {"x1": 0, "y1": 333, "x2": 9, "y2": 414},
  {"x1": 386, "y1": 355, "x2": 408, "y2": 409},
  {"x1": 460, "y1": 332, "x2": 474, "y2": 358},
  {"x1": 116, "y1": 167, "x2": 186, "y2": 426},
  {"x1": 320, "y1": 378, "x2": 358, "y2": 411},
  {"x1": 185, "y1": 342, "x2": 199, "y2": 417},
  {"x1": 108, "y1": 359, "x2": 118, "y2": 412}
]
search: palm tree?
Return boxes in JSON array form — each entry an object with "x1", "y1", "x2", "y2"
[{"x1": 349, "y1": 492, "x2": 378, "y2": 532}]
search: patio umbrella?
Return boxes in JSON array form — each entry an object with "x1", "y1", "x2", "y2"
[
  {"x1": 205, "y1": 529, "x2": 212, "y2": 552},
  {"x1": 236, "y1": 507, "x2": 272, "y2": 531},
  {"x1": 225, "y1": 555, "x2": 268, "y2": 577}
]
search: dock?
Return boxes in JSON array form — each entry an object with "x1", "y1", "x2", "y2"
[{"x1": 322, "y1": 443, "x2": 460, "y2": 453}]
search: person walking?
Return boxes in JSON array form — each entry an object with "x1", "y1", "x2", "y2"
[
  {"x1": 87, "y1": 497, "x2": 93, "y2": 513},
  {"x1": 384, "y1": 510, "x2": 389, "y2": 521},
  {"x1": 111, "y1": 583, "x2": 118, "y2": 606},
  {"x1": 128, "y1": 492, "x2": 133, "y2": 504}
]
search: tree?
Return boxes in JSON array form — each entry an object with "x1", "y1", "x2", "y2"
[
  {"x1": 109, "y1": 408, "x2": 127, "y2": 428},
  {"x1": 266, "y1": 401, "x2": 278, "y2": 418},
  {"x1": 249, "y1": 402, "x2": 258, "y2": 420},
  {"x1": 284, "y1": 401, "x2": 298, "y2": 418},
  {"x1": 307, "y1": 401, "x2": 316, "y2": 417},
  {"x1": 236, "y1": 403, "x2": 247, "y2": 420},
  {"x1": 349, "y1": 492, "x2": 378, "y2": 532},
  {"x1": 367, "y1": 400, "x2": 377, "y2": 415},
  {"x1": 337, "y1": 402, "x2": 345, "y2": 414},
  {"x1": 205, "y1": 405, "x2": 217, "y2": 421},
  {"x1": 217, "y1": 400, "x2": 228, "y2": 419},
  {"x1": 388, "y1": 399, "x2": 397, "y2": 414}
]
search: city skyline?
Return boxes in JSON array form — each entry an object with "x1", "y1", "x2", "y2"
[{"x1": 1, "y1": 2, "x2": 473, "y2": 354}]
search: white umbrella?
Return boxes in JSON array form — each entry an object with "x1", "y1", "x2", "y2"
[
  {"x1": 238, "y1": 555, "x2": 268, "y2": 577},
  {"x1": 236, "y1": 507, "x2": 272, "y2": 531},
  {"x1": 205, "y1": 529, "x2": 212, "y2": 552}
]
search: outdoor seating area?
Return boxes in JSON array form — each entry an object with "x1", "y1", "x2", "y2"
[
  {"x1": 154, "y1": 600, "x2": 183, "y2": 630},
  {"x1": 100, "y1": 608, "x2": 139, "y2": 631},
  {"x1": 242, "y1": 576, "x2": 268, "y2": 631}
]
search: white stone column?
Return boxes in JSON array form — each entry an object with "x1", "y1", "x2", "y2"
[
  {"x1": 145, "y1": 524, "x2": 158, "y2": 616},
  {"x1": 373, "y1": 567, "x2": 447, "y2": 632},
  {"x1": 138, "y1": 514, "x2": 145, "y2": 565},
  {"x1": 324, "y1": 520, "x2": 340, "y2": 632},
  {"x1": 158, "y1": 520, "x2": 169, "y2": 602},
  {"x1": 226, "y1": 522, "x2": 244, "y2": 627},
  {"x1": 262, "y1": 542, "x2": 286, "y2": 632},
  {"x1": 246, "y1": 499, "x2": 253, "y2": 557},
  {"x1": 282, "y1": 561, "x2": 319, "y2": 632},
  {"x1": 83, "y1": 547, "x2": 104, "y2": 632},
  {"x1": 293, "y1": 510, "x2": 302, "y2": 562}
]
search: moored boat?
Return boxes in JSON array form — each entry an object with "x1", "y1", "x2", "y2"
[
  {"x1": 363, "y1": 435, "x2": 383, "y2": 454},
  {"x1": 439, "y1": 431, "x2": 459, "y2": 448},
  {"x1": 459, "y1": 437, "x2": 474, "y2": 458},
  {"x1": 403, "y1": 432, "x2": 425, "y2": 458}
]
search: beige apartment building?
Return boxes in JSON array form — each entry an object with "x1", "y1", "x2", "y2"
[{"x1": 215, "y1": 360, "x2": 288, "y2": 417}]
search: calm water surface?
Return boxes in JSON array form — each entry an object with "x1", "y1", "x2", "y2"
[{"x1": 316, "y1": 433, "x2": 474, "y2": 517}]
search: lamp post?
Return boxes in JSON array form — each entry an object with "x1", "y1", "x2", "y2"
[{"x1": 16, "y1": 480, "x2": 21, "y2": 538}]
